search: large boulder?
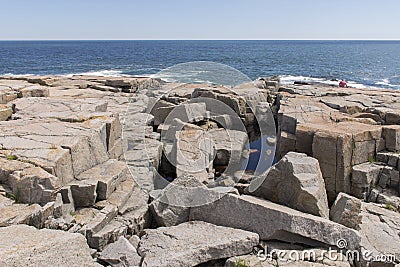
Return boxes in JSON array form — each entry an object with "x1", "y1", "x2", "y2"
[
  {"x1": 149, "y1": 174, "x2": 220, "y2": 227},
  {"x1": 330, "y1": 192, "x2": 362, "y2": 230},
  {"x1": 351, "y1": 162, "x2": 383, "y2": 199},
  {"x1": 247, "y1": 152, "x2": 329, "y2": 218},
  {"x1": 329, "y1": 192, "x2": 400, "y2": 266},
  {"x1": 0, "y1": 104, "x2": 12, "y2": 121},
  {"x1": 98, "y1": 236, "x2": 141, "y2": 267},
  {"x1": 138, "y1": 221, "x2": 259, "y2": 267},
  {"x1": 0, "y1": 196, "x2": 42, "y2": 227},
  {"x1": 190, "y1": 194, "x2": 361, "y2": 250},
  {"x1": 0, "y1": 224, "x2": 99, "y2": 266},
  {"x1": 382, "y1": 125, "x2": 400, "y2": 152},
  {"x1": 208, "y1": 128, "x2": 248, "y2": 169},
  {"x1": 358, "y1": 203, "x2": 400, "y2": 266}
]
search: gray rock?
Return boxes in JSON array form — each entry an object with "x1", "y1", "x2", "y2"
[
  {"x1": 149, "y1": 99, "x2": 176, "y2": 126},
  {"x1": 164, "y1": 102, "x2": 207, "y2": 124},
  {"x1": 351, "y1": 163, "x2": 383, "y2": 199},
  {"x1": 358, "y1": 203, "x2": 400, "y2": 267},
  {"x1": 173, "y1": 129, "x2": 214, "y2": 178},
  {"x1": 208, "y1": 128, "x2": 248, "y2": 168},
  {"x1": 138, "y1": 221, "x2": 259, "y2": 267},
  {"x1": 88, "y1": 219, "x2": 128, "y2": 251},
  {"x1": 0, "y1": 224, "x2": 99, "y2": 266},
  {"x1": 128, "y1": 235, "x2": 140, "y2": 249},
  {"x1": 225, "y1": 247, "x2": 351, "y2": 267},
  {"x1": 330, "y1": 192, "x2": 362, "y2": 230},
  {"x1": 383, "y1": 125, "x2": 400, "y2": 152},
  {"x1": 77, "y1": 159, "x2": 128, "y2": 200},
  {"x1": 190, "y1": 194, "x2": 361, "y2": 250},
  {"x1": 0, "y1": 104, "x2": 12, "y2": 120},
  {"x1": 5, "y1": 162, "x2": 59, "y2": 205},
  {"x1": 20, "y1": 85, "x2": 49, "y2": 97},
  {"x1": 248, "y1": 152, "x2": 329, "y2": 218},
  {"x1": 99, "y1": 236, "x2": 141, "y2": 267},
  {"x1": 68, "y1": 179, "x2": 98, "y2": 208},
  {"x1": 78, "y1": 204, "x2": 118, "y2": 248},
  {"x1": 149, "y1": 174, "x2": 210, "y2": 227},
  {"x1": 0, "y1": 196, "x2": 42, "y2": 226}
]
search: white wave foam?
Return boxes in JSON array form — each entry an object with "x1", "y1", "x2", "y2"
[
  {"x1": 3, "y1": 73, "x2": 35, "y2": 77},
  {"x1": 65, "y1": 70, "x2": 126, "y2": 77},
  {"x1": 280, "y1": 75, "x2": 367, "y2": 89},
  {"x1": 375, "y1": 78, "x2": 399, "y2": 88}
]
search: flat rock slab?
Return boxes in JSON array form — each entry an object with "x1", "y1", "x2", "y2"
[
  {"x1": 138, "y1": 221, "x2": 259, "y2": 267},
  {"x1": 190, "y1": 194, "x2": 361, "y2": 250},
  {"x1": 0, "y1": 224, "x2": 100, "y2": 266}
]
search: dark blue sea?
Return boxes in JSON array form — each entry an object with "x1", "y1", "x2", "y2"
[{"x1": 0, "y1": 40, "x2": 399, "y2": 89}]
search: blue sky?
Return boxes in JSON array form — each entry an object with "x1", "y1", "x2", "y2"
[{"x1": 0, "y1": 0, "x2": 399, "y2": 40}]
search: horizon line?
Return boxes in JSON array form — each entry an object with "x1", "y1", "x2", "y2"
[{"x1": 1, "y1": 39, "x2": 400, "y2": 41}]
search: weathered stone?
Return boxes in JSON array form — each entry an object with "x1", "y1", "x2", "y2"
[
  {"x1": 192, "y1": 89, "x2": 246, "y2": 116},
  {"x1": 351, "y1": 163, "x2": 383, "y2": 199},
  {"x1": 88, "y1": 220, "x2": 128, "y2": 250},
  {"x1": 77, "y1": 159, "x2": 128, "y2": 200},
  {"x1": 225, "y1": 247, "x2": 351, "y2": 267},
  {"x1": 208, "y1": 128, "x2": 248, "y2": 168},
  {"x1": 0, "y1": 117, "x2": 115, "y2": 183},
  {"x1": 78, "y1": 204, "x2": 118, "y2": 242},
  {"x1": 118, "y1": 207, "x2": 150, "y2": 236},
  {"x1": 294, "y1": 121, "x2": 382, "y2": 203},
  {"x1": 248, "y1": 152, "x2": 329, "y2": 218},
  {"x1": 312, "y1": 130, "x2": 341, "y2": 202},
  {"x1": 383, "y1": 125, "x2": 400, "y2": 152},
  {"x1": 358, "y1": 203, "x2": 400, "y2": 267},
  {"x1": 190, "y1": 194, "x2": 361, "y2": 250},
  {"x1": 164, "y1": 102, "x2": 207, "y2": 124},
  {"x1": 173, "y1": 129, "x2": 214, "y2": 178},
  {"x1": 30, "y1": 201, "x2": 55, "y2": 228},
  {"x1": 20, "y1": 85, "x2": 50, "y2": 97},
  {"x1": 0, "y1": 85, "x2": 18, "y2": 104},
  {"x1": 0, "y1": 195, "x2": 42, "y2": 226},
  {"x1": 53, "y1": 192, "x2": 74, "y2": 219},
  {"x1": 330, "y1": 193, "x2": 362, "y2": 230},
  {"x1": 149, "y1": 174, "x2": 209, "y2": 227},
  {"x1": 96, "y1": 176, "x2": 136, "y2": 211},
  {"x1": 0, "y1": 225, "x2": 99, "y2": 266},
  {"x1": 99, "y1": 236, "x2": 141, "y2": 267},
  {"x1": 68, "y1": 179, "x2": 98, "y2": 208},
  {"x1": 12, "y1": 97, "x2": 108, "y2": 120},
  {"x1": 277, "y1": 131, "x2": 296, "y2": 159},
  {"x1": 150, "y1": 99, "x2": 176, "y2": 126},
  {"x1": 138, "y1": 221, "x2": 259, "y2": 267},
  {"x1": 128, "y1": 235, "x2": 140, "y2": 249},
  {"x1": 90, "y1": 83, "x2": 121, "y2": 92},
  {"x1": 4, "y1": 163, "x2": 59, "y2": 205},
  {"x1": 0, "y1": 104, "x2": 12, "y2": 121}
]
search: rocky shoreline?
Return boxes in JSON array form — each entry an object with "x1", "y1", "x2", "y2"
[{"x1": 0, "y1": 75, "x2": 399, "y2": 267}]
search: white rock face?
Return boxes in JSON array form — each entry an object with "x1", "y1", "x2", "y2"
[
  {"x1": 138, "y1": 221, "x2": 259, "y2": 267},
  {"x1": 248, "y1": 152, "x2": 329, "y2": 218},
  {"x1": 0, "y1": 224, "x2": 100, "y2": 266}
]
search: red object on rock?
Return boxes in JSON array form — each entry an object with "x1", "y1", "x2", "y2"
[{"x1": 339, "y1": 80, "x2": 348, "y2": 88}]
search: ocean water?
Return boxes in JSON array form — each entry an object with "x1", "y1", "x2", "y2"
[{"x1": 0, "y1": 40, "x2": 399, "y2": 89}]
